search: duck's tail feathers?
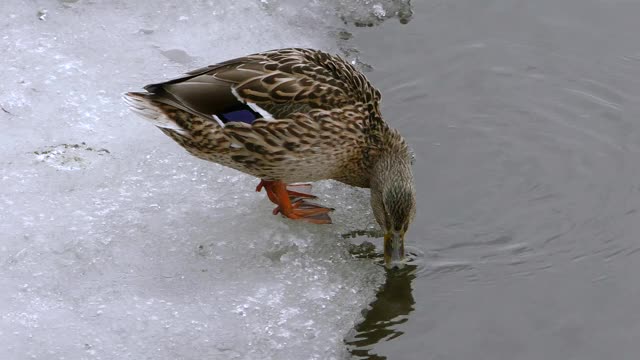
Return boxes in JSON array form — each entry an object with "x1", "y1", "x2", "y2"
[{"x1": 123, "y1": 92, "x2": 190, "y2": 135}]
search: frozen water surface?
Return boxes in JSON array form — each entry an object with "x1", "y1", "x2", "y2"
[{"x1": 0, "y1": 0, "x2": 412, "y2": 358}]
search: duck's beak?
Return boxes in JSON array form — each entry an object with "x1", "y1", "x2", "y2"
[{"x1": 384, "y1": 230, "x2": 405, "y2": 268}]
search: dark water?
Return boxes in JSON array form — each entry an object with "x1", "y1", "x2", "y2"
[{"x1": 348, "y1": 0, "x2": 640, "y2": 359}]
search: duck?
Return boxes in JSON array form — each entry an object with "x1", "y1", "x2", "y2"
[{"x1": 124, "y1": 48, "x2": 416, "y2": 266}]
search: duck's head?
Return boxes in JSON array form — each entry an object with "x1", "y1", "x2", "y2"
[{"x1": 370, "y1": 148, "x2": 416, "y2": 268}]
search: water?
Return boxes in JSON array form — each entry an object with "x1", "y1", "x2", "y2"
[
  {"x1": 346, "y1": 0, "x2": 640, "y2": 358},
  {"x1": 2, "y1": 0, "x2": 640, "y2": 359}
]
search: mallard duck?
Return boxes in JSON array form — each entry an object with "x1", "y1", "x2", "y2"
[{"x1": 124, "y1": 48, "x2": 415, "y2": 266}]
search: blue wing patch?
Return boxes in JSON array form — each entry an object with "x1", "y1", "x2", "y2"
[{"x1": 220, "y1": 109, "x2": 256, "y2": 124}]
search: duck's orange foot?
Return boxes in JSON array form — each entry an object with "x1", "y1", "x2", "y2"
[
  {"x1": 284, "y1": 183, "x2": 317, "y2": 200},
  {"x1": 256, "y1": 180, "x2": 333, "y2": 224},
  {"x1": 273, "y1": 199, "x2": 334, "y2": 224},
  {"x1": 256, "y1": 180, "x2": 317, "y2": 202}
]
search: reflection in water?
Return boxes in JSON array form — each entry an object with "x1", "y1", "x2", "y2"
[{"x1": 346, "y1": 265, "x2": 417, "y2": 359}]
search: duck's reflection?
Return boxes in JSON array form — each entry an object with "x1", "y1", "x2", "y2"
[{"x1": 346, "y1": 264, "x2": 417, "y2": 359}]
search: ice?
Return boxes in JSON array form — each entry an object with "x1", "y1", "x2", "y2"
[
  {"x1": 258, "y1": 0, "x2": 412, "y2": 27},
  {"x1": 0, "y1": 0, "x2": 406, "y2": 358}
]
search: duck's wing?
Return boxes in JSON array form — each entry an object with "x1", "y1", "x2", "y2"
[
  {"x1": 219, "y1": 106, "x2": 371, "y2": 184},
  {"x1": 141, "y1": 48, "x2": 382, "y2": 125}
]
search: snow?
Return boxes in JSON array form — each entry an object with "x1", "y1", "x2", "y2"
[{"x1": 0, "y1": 0, "x2": 410, "y2": 358}]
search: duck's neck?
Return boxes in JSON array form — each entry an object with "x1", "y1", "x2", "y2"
[
  {"x1": 370, "y1": 125, "x2": 412, "y2": 174},
  {"x1": 371, "y1": 150, "x2": 414, "y2": 191},
  {"x1": 370, "y1": 149, "x2": 416, "y2": 230}
]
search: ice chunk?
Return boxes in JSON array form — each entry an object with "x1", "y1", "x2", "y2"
[{"x1": 0, "y1": 0, "x2": 389, "y2": 359}]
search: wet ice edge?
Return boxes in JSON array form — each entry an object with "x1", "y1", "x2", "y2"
[{"x1": 0, "y1": 1, "x2": 409, "y2": 359}]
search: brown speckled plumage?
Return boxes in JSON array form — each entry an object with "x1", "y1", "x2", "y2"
[{"x1": 125, "y1": 48, "x2": 416, "y2": 264}]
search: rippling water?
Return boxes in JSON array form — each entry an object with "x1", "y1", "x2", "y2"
[{"x1": 348, "y1": 0, "x2": 640, "y2": 358}]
